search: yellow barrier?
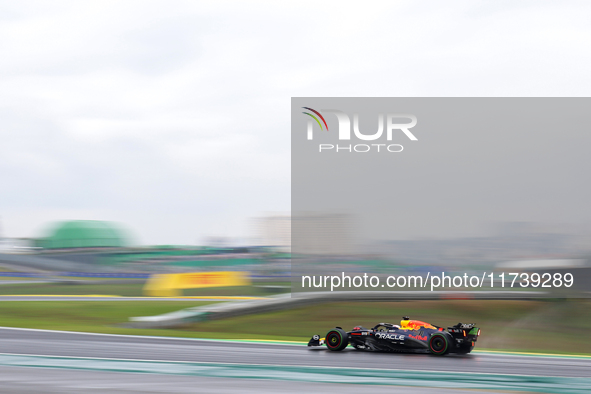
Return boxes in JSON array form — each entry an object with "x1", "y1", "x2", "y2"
[{"x1": 143, "y1": 271, "x2": 250, "y2": 297}]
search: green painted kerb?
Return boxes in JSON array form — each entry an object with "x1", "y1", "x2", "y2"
[{"x1": 0, "y1": 354, "x2": 589, "y2": 393}]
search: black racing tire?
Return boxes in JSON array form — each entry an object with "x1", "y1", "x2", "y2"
[
  {"x1": 428, "y1": 333, "x2": 450, "y2": 356},
  {"x1": 325, "y1": 328, "x2": 349, "y2": 351}
]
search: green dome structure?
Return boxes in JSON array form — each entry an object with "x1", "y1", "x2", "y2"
[{"x1": 38, "y1": 220, "x2": 128, "y2": 249}]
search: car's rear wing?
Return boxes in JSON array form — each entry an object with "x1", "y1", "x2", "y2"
[{"x1": 447, "y1": 323, "x2": 480, "y2": 339}]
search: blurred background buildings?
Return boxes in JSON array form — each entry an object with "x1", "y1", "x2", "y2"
[{"x1": 1, "y1": 216, "x2": 590, "y2": 285}]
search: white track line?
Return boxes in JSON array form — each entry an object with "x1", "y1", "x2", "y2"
[{"x1": 0, "y1": 326, "x2": 304, "y2": 346}]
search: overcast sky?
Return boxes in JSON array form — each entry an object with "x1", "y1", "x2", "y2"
[{"x1": 1, "y1": 1, "x2": 591, "y2": 245}]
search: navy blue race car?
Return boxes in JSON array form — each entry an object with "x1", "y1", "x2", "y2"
[{"x1": 308, "y1": 316, "x2": 480, "y2": 356}]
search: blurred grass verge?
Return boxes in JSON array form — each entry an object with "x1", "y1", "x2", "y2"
[
  {"x1": 0, "y1": 282, "x2": 290, "y2": 296},
  {"x1": 0, "y1": 301, "x2": 221, "y2": 339},
  {"x1": 0, "y1": 299, "x2": 589, "y2": 355}
]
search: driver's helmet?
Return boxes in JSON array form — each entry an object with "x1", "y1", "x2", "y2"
[{"x1": 400, "y1": 316, "x2": 411, "y2": 329}]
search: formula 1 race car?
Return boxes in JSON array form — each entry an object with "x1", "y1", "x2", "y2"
[{"x1": 308, "y1": 317, "x2": 480, "y2": 356}]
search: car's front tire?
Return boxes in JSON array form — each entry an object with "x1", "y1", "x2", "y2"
[{"x1": 325, "y1": 328, "x2": 349, "y2": 351}]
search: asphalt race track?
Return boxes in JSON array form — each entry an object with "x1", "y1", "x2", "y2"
[
  {"x1": 0, "y1": 327, "x2": 589, "y2": 377},
  {"x1": 0, "y1": 327, "x2": 589, "y2": 393},
  {"x1": 0, "y1": 367, "x2": 495, "y2": 394}
]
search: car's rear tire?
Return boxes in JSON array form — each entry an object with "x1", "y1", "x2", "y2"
[
  {"x1": 428, "y1": 333, "x2": 450, "y2": 356},
  {"x1": 325, "y1": 328, "x2": 349, "y2": 351}
]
